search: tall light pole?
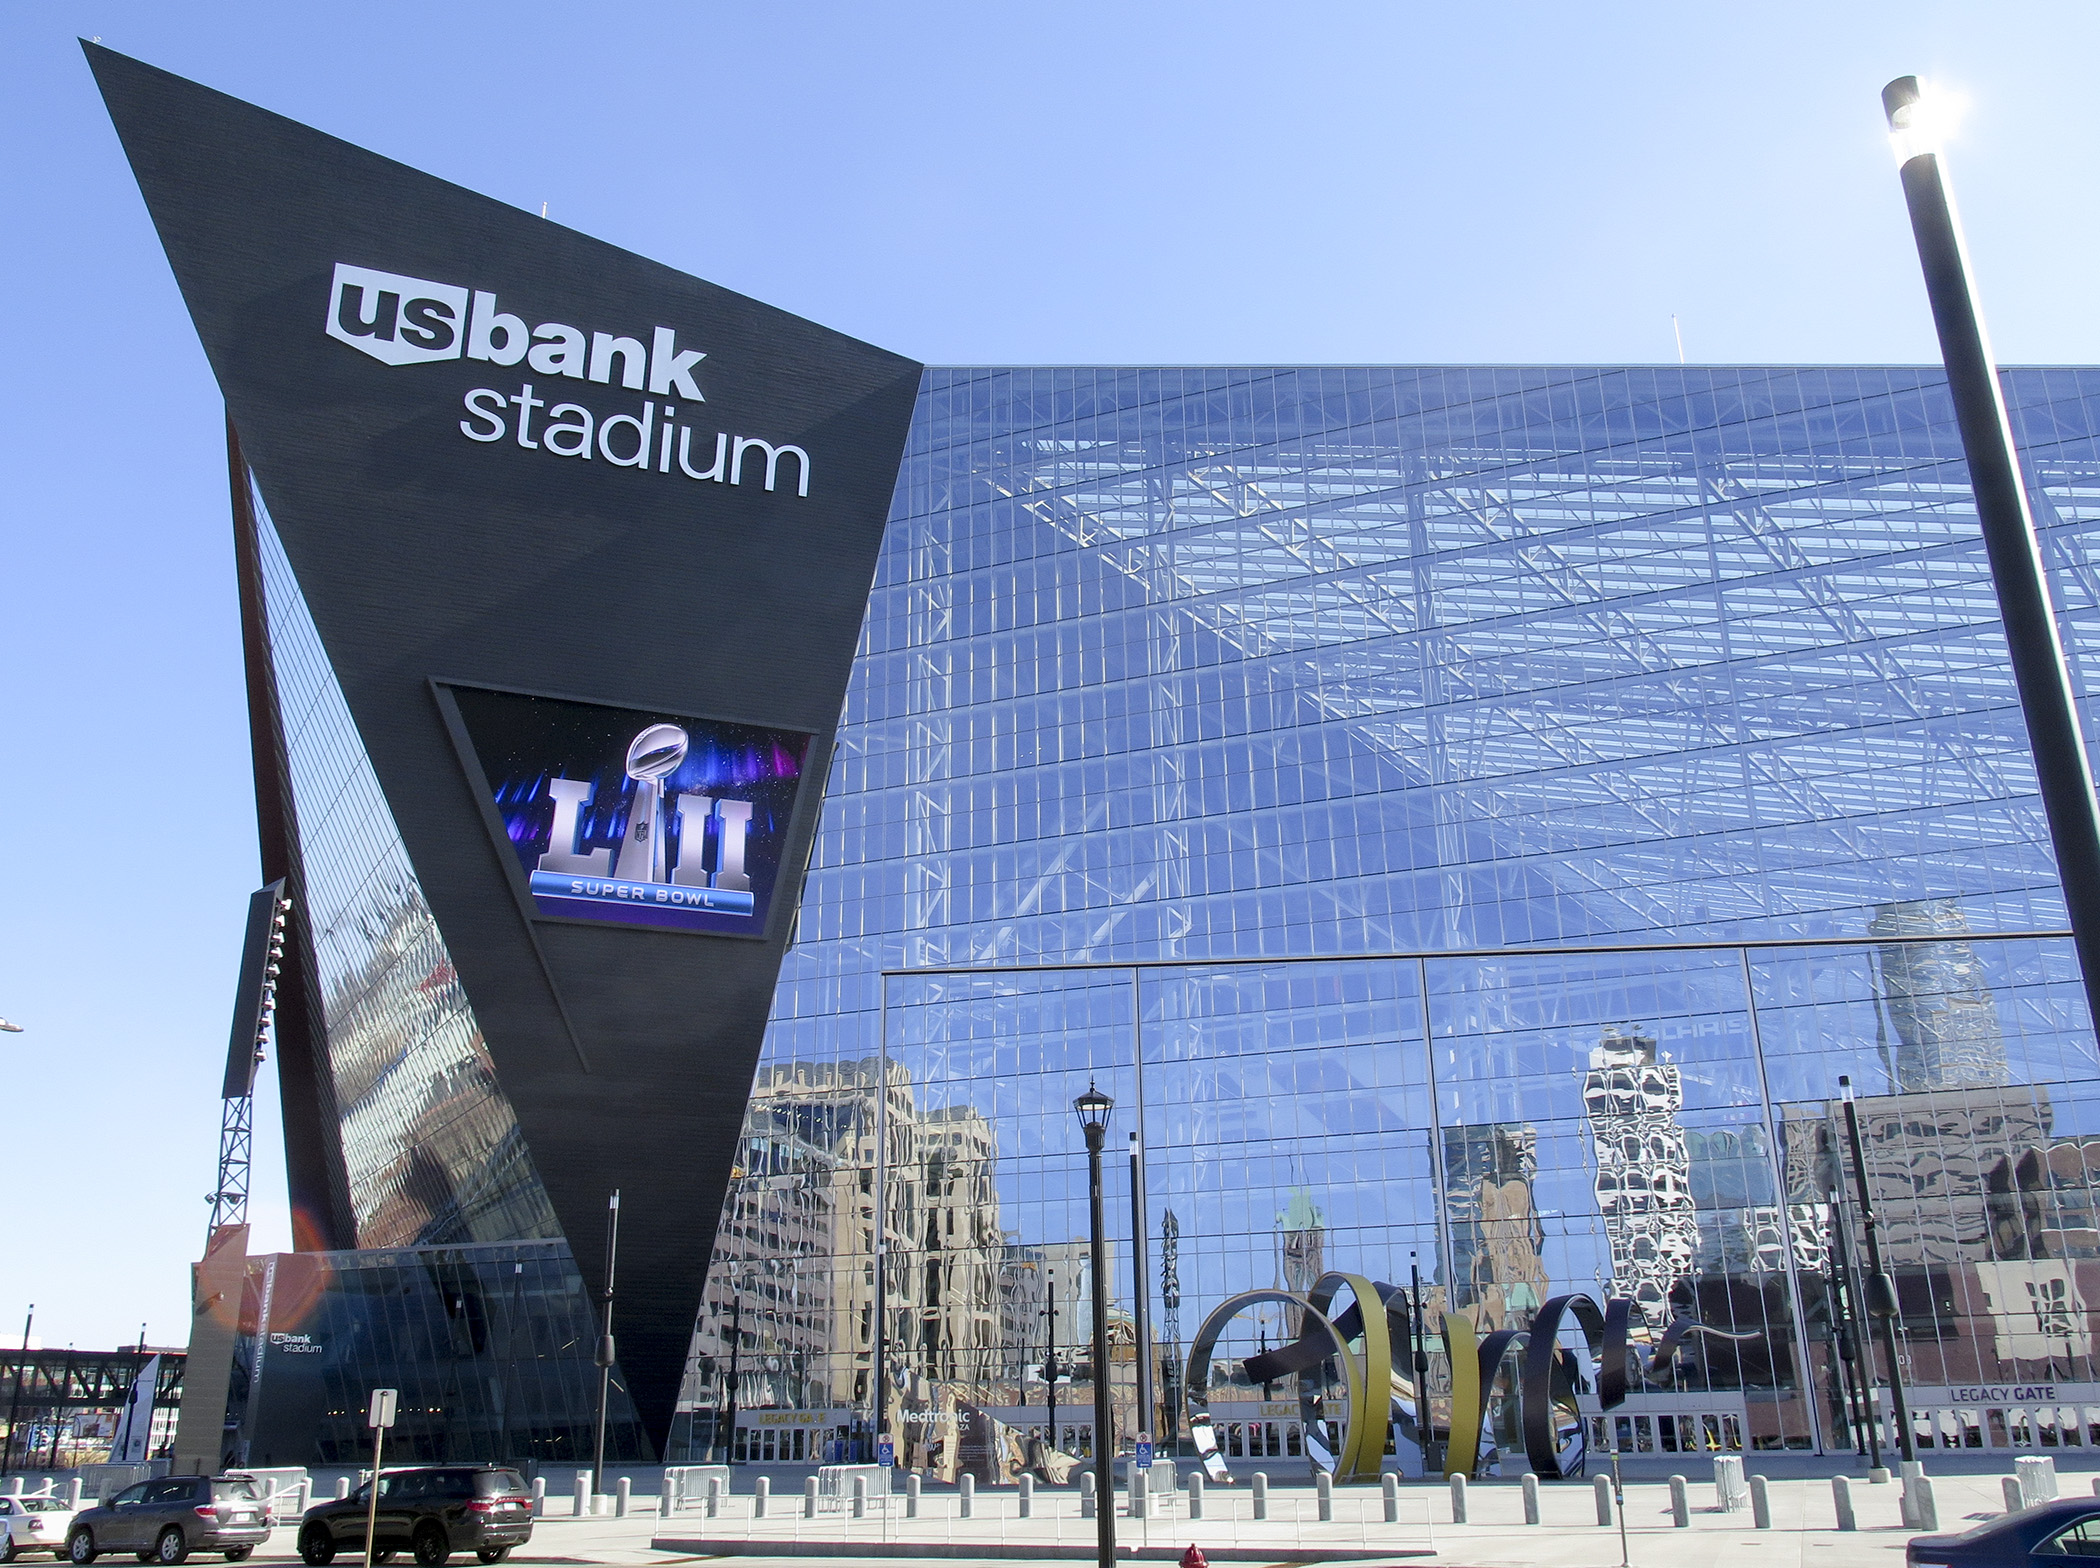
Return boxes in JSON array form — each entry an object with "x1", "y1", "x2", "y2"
[
  {"x1": 2, "y1": 1305, "x2": 32, "y2": 1477},
  {"x1": 1839, "y1": 1077, "x2": 1913, "y2": 1463},
  {"x1": 591, "y1": 1190, "x2": 621, "y2": 1499},
  {"x1": 1882, "y1": 76, "x2": 2100, "y2": 1029},
  {"x1": 1073, "y1": 1083, "x2": 1116, "y2": 1568}
]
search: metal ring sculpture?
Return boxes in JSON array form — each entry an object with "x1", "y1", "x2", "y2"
[{"x1": 1188, "y1": 1281, "x2": 1758, "y2": 1483}]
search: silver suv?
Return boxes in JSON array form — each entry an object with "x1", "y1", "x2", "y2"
[{"x1": 66, "y1": 1476, "x2": 269, "y2": 1565}]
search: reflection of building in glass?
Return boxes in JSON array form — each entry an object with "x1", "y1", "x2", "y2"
[
  {"x1": 1441, "y1": 1123, "x2": 1548, "y2": 1330},
  {"x1": 677, "y1": 1057, "x2": 1028, "y2": 1455},
  {"x1": 1871, "y1": 900, "x2": 2010, "y2": 1092},
  {"x1": 1582, "y1": 1028, "x2": 1699, "y2": 1325}
]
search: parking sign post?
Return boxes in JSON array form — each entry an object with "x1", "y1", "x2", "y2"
[{"x1": 363, "y1": 1389, "x2": 397, "y2": 1568}]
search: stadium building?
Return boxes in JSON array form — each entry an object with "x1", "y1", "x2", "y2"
[{"x1": 89, "y1": 44, "x2": 2100, "y2": 1468}]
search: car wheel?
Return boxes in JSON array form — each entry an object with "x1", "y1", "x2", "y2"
[
  {"x1": 296, "y1": 1526, "x2": 335, "y2": 1567},
  {"x1": 373, "y1": 1554, "x2": 397, "y2": 1565},
  {"x1": 65, "y1": 1532, "x2": 96, "y2": 1566},
  {"x1": 475, "y1": 1551, "x2": 509, "y2": 1565},
  {"x1": 153, "y1": 1531, "x2": 187, "y2": 1568},
  {"x1": 4, "y1": 1533, "x2": 19, "y2": 1564},
  {"x1": 223, "y1": 1552, "x2": 252, "y2": 1563},
  {"x1": 411, "y1": 1525, "x2": 449, "y2": 1568}
]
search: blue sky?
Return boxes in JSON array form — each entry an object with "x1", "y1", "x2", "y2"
[{"x1": 4, "y1": 0, "x2": 2098, "y2": 1352}]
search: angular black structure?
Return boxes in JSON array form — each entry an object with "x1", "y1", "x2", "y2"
[{"x1": 88, "y1": 42, "x2": 921, "y2": 1451}]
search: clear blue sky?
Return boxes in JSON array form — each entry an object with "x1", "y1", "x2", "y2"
[{"x1": 4, "y1": 0, "x2": 2097, "y2": 1353}]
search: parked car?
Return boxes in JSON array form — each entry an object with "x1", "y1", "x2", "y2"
[
  {"x1": 296, "y1": 1467, "x2": 532, "y2": 1567},
  {"x1": 65, "y1": 1475, "x2": 268, "y2": 1565},
  {"x1": 0, "y1": 1496, "x2": 78, "y2": 1562},
  {"x1": 1907, "y1": 1498, "x2": 2100, "y2": 1565}
]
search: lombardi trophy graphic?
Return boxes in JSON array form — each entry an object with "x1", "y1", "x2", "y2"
[{"x1": 617, "y1": 723, "x2": 688, "y2": 884}]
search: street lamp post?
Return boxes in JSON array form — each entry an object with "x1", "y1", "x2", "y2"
[
  {"x1": 1073, "y1": 1082, "x2": 1116, "y2": 1568},
  {"x1": 1043, "y1": 1267, "x2": 1059, "y2": 1449},
  {"x1": 591, "y1": 1190, "x2": 621, "y2": 1499},
  {"x1": 1882, "y1": 76, "x2": 2100, "y2": 1032},
  {"x1": 1839, "y1": 1077, "x2": 1914, "y2": 1463}
]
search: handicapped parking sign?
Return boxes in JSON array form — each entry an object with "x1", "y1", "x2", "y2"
[
  {"x1": 1135, "y1": 1434, "x2": 1153, "y2": 1469},
  {"x1": 877, "y1": 1437, "x2": 895, "y2": 1467}
]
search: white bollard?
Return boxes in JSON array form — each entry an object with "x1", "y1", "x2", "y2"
[
  {"x1": 1835, "y1": 1474, "x2": 1857, "y2": 1531},
  {"x1": 616, "y1": 1477, "x2": 630, "y2": 1518},
  {"x1": 1317, "y1": 1471, "x2": 1332, "y2": 1522},
  {"x1": 336, "y1": 1478, "x2": 353, "y2": 1502},
  {"x1": 960, "y1": 1473, "x2": 975, "y2": 1519},
  {"x1": 66, "y1": 1479, "x2": 84, "y2": 1511},
  {"x1": 1449, "y1": 1472, "x2": 1467, "y2": 1523},
  {"x1": 1131, "y1": 1469, "x2": 1147, "y2": 1520},
  {"x1": 1383, "y1": 1472, "x2": 1399, "y2": 1524},
  {"x1": 905, "y1": 1474, "x2": 919, "y2": 1519},
  {"x1": 1669, "y1": 1474, "x2": 1689, "y2": 1528},
  {"x1": 1080, "y1": 1471, "x2": 1096, "y2": 1519},
  {"x1": 1, "y1": 1479, "x2": 19, "y2": 1498},
  {"x1": 852, "y1": 1475, "x2": 866, "y2": 1520},
  {"x1": 754, "y1": 1477, "x2": 769, "y2": 1520},
  {"x1": 2018, "y1": 1455, "x2": 2058, "y2": 1507},
  {"x1": 1252, "y1": 1472, "x2": 1268, "y2": 1521},
  {"x1": 1913, "y1": 1474, "x2": 1939, "y2": 1533},
  {"x1": 2003, "y1": 1475, "x2": 2024, "y2": 1515},
  {"x1": 1750, "y1": 1473, "x2": 1771, "y2": 1530},
  {"x1": 1188, "y1": 1472, "x2": 1203, "y2": 1521},
  {"x1": 1523, "y1": 1472, "x2": 1540, "y2": 1525},
  {"x1": 1019, "y1": 1473, "x2": 1034, "y2": 1519},
  {"x1": 706, "y1": 1476, "x2": 721, "y2": 1518},
  {"x1": 1714, "y1": 1454, "x2": 1748, "y2": 1512},
  {"x1": 1593, "y1": 1474, "x2": 1613, "y2": 1525},
  {"x1": 573, "y1": 1471, "x2": 589, "y2": 1517},
  {"x1": 803, "y1": 1477, "x2": 818, "y2": 1518}
]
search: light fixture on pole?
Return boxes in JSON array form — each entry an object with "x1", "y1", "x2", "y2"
[
  {"x1": 1072, "y1": 1080, "x2": 1115, "y2": 1568},
  {"x1": 1882, "y1": 75, "x2": 2100, "y2": 1033}
]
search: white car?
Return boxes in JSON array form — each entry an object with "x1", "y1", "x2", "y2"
[{"x1": 0, "y1": 1497, "x2": 77, "y2": 1562}]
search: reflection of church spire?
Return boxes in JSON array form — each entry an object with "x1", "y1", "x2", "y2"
[{"x1": 1870, "y1": 899, "x2": 2009, "y2": 1092}]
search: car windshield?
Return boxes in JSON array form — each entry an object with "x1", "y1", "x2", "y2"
[
  {"x1": 475, "y1": 1471, "x2": 528, "y2": 1497},
  {"x1": 212, "y1": 1481, "x2": 261, "y2": 1502}
]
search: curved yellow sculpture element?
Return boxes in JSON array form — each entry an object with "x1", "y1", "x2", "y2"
[
  {"x1": 1439, "y1": 1312, "x2": 1480, "y2": 1478},
  {"x1": 1307, "y1": 1273, "x2": 1388, "y2": 1482}
]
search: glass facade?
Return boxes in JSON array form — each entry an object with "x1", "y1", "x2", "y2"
[
  {"x1": 258, "y1": 508, "x2": 560, "y2": 1249},
  {"x1": 224, "y1": 1241, "x2": 645, "y2": 1469},
  {"x1": 679, "y1": 366, "x2": 2100, "y2": 1468}
]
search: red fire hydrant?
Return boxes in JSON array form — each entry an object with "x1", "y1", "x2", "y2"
[{"x1": 1181, "y1": 1546, "x2": 1208, "y2": 1568}]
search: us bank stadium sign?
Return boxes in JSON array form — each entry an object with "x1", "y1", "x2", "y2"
[{"x1": 327, "y1": 263, "x2": 813, "y2": 494}]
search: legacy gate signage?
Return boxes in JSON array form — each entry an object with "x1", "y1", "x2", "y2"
[{"x1": 87, "y1": 43, "x2": 923, "y2": 1449}]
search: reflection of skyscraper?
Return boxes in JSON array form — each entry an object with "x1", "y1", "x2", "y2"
[
  {"x1": 1870, "y1": 900, "x2": 2010, "y2": 1092},
  {"x1": 1278, "y1": 1189, "x2": 1325, "y2": 1339},
  {"x1": 1441, "y1": 1123, "x2": 1548, "y2": 1329},
  {"x1": 1582, "y1": 1027, "x2": 1699, "y2": 1325}
]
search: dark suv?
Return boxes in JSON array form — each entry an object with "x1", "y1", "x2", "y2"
[
  {"x1": 297, "y1": 1467, "x2": 532, "y2": 1567},
  {"x1": 67, "y1": 1474, "x2": 270, "y2": 1564}
]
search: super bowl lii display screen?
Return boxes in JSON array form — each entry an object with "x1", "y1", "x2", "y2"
[{"x1": 449, "y1": 686, "x2": 813, "y2": 936}]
